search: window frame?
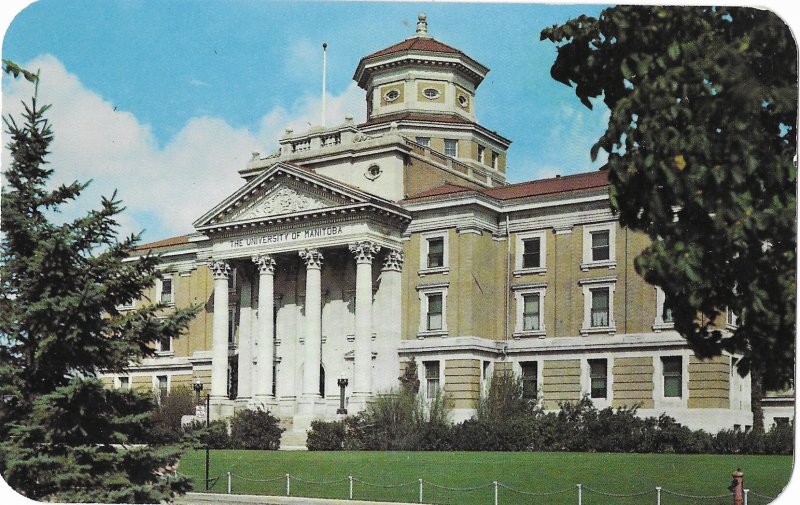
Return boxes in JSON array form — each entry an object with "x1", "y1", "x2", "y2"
[
  {"x1": 423, "y1": 360, "x2": 441, "y2": 399},
  {"x1": 444, "y1": 139, "x2": 458, "y2": 157},
  {"x1": 154, "y1": 374, "x2": 169, "y2": 404},
  {"x1": 588, "y1": 358, "x2": 609, "y2": 400},
  {"x1": 117, "y1": 376, "x2": 130, "y2": 391},
  {"x1": 512, "y1": 285, "x2": 546, "y2": 337},
  {"x1": 477, "y1": 144, "x2": 485, "y2": 164},
  {"x1": 416, "y1": 136, "x2": 430, "y2": 147},
  {"x1": 491, "y1": 152, "x2": 499, "y2": 169},
  {"x1": 514, "y1": 230, "x2": 547, "y2": 276},
  {"x1": 653, "y1": 286, "x2": 675, "y2": 331},
  {"x1": 520, "y1": 361, "x2": 539, "y2": 401},
  {"x1": 416, "y1": 283, "x2": 449, "y2": 337},
  {"x1": 655, "y1": 355, "x2": 687, "y2": 408},
  {"x1": 579, "y1": 277, "x2": 617, "y2": 335},
  {"x1": 581, "y1": 222, "x2": 617, "y2": 271},
  {"x1": 419, "y1": 231, "x2": 450, "y2": 275},
  {"x1": 228, "y1": 306, "x2": 237, "y2": 349},
  {"x1": 661, "y1": 356, "x2": 684, "y2": 399}
]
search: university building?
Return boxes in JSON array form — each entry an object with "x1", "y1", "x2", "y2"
[{"x1": 105, "y1": 15, "x2": 790, "y2": 437}]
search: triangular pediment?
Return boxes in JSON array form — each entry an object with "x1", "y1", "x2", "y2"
[{"x1": 194, "y1": 162, "x2": 372, "y2": 230}]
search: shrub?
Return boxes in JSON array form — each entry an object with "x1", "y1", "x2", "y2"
[
  {"x1": 229, "y1": 408, "x2": 284, "y2": 450},
  {"x1": 306, "y1": 420, "x2": 345, "y2": 451},
  {"x1": 150, "y1": 386, "x2": 196, "y2": 443},
  {"x1": 184, "y1": 419, "x2": 231, "y2": 449}
]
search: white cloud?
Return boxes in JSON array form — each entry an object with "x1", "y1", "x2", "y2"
[
  {"x1": 1, "y1": 55, "x2": 365, "y2": 242},
  {"x1": 189, "y1": 78, "x2": 210, "y2": 87}
]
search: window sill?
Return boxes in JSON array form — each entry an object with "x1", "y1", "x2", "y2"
[
  {"x1": 652, "y1": 322, "x2": 675, "y2": 332},
  {"x1": 417, "y1": 330, "x2": 448, "y2": 339},
  {"x1": 580, "y1": 326, "x2": 616, "y2": 336},
  {"x1": 513, "y1": 268, "x2": 546, "y2": 277},
  {"x1": 513, "y1": 330, "x2": 546, "y2": 339},
  {"x1": 155, "y1": 351, "x2": 174, "y2": 357},
  {"x1": 580, "y1": 260, "x2": 616, "y2": 271},
  {"x1": 419, "y1": 267, "x2": 450, "y2": 277}
]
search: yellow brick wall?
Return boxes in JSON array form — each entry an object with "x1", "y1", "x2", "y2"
[
  {"x1": 416, "y1": 81, "x2": 446, "y2": 104},
  {"x1": 131, "y1": 375, "x2": 152, "y2": 393},
  {"x1": 688, "y1": 356, "x2": 730, "y2": 408},
  {"x1": 541, "y1": 359, "x2": 581, "y2": 409},
  {"x1": 444, "y1": 359, "x2": 480, "y2": 409},
  {"x1": 379, "y1": 81, "x2": 404, "y2": 107},
  {"x1": 612, "y1": 357, "x2": 655, "y2": 409}
]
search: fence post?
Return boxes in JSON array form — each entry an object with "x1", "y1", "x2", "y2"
[
  {"x1": 493, "y1": 481, "x2": 499, "y2": 505},
  {"x1": 419, "y1": 479, "x2": 423, "y2": 504},
  {"x1": 349, "y1": 476, "x2": 353, "y2": 500},
  {"x1": 226, "y1": 472, "x2": 231, "y2": 494},
  {"x1": 577, "y1": 484, "x2": 582, "y2": 505},
  {"x1": 656, "y1": 486, "x2": 661, "y2": 505},
  {"x1": 286, "y1": 473, "x2": 291, "y2": 497},
  {"x1": 744, "y1": 489, "x2": 749, "y2": 505}
]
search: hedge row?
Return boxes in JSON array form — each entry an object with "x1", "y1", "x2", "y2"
[
  {"x1": 307, "y1": 396, "x2": 793, "y2": 454},
  {"x1": 185, "y1": 408, "x2": 284, "y2": 450}
]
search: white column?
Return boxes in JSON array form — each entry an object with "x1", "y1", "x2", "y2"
[
  {"x1": 378, "y1": 249, "x2": 404, "y2": 391},
  {"x1": 236, "y1": 273, "x2": 253, "y2": 401},
  {"x1": 252, "y1": 254, "x2": 276, "y2": 401},
  {"x1": 210, "y1": 260, "x2": 231, "y2": 399},
  {"x1": 349, "y1": 241, "x2": 380, "y2": 397},
  {"x1": 299, "y1": 248, "x2": 323, "y2": 399}
]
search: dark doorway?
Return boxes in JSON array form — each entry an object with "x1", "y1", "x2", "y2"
[{"x1": 319, "y1": 365, "x2": 325, "y2": 398}]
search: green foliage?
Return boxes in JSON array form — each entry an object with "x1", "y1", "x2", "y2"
[
  {"x1": 150, "y1": 386, "x2": 196, "y2": 444},
  {"x1": 542, "y1": 6, "x2": 796, "y2": 391},
  {"x1": 0, "y1": 82, "x2": 198, "y2": 501},
  {"x1": 306, "y1": 388, "x2": 452, "y2": 451},
  {"x1": 229, "y1": 408, "x2": 284, "y2": 450},
  {"x1": 306, "y1": 420, "x2": 345, "y2": 450},
  {"x1": 476, "y1": 370, "x2": 534, "y2": 424},
  {"x1": 184, "y1": 419, "x2": 231, "y2": 450}
]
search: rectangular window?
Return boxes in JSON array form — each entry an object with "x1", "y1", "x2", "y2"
[
  {"x1": 662, "y1": 356, "x2": 682, "y2": 398},
  {"x1": 522, "y1": 238, "x2": 541, "y2": 269},
  {"x1": 491, "y1": 152, "x2": 499, "y2": 169},
  {"x1": 416, "y1": 136, "x2": 430, "y2": 147},
  {"x1": 444, "y1": 139, "x2": 458, "y2": 157},
  {"x1": 521, "y1": 362, "x2": 538, "y2": 400},
  {"x1": 591, "y1": 230, "x2": 610, "y2": 261},
  {"x1": 427, "y1": 237, "x2": 444, "y2": 268},
  {"x1": 427, "y1": 293, "x2": 443, "y2": 331},
  {"x1": 590, "y1": 288, "x2": 610, "y2": 327},
  {"x1": 229, "y1": 268, "x2": 238, "y2": 292},
  {"x1": 157, "y1": 375, "x2": 168, "y2": 403},
  {"x1": 118, "y1": 377, "x2": 129, "y2": 391},
  {"x1": 424, "y1": 361, "x2": 440, "y2": 398},
  {"x1": 522, "y1": 294, "x2": 541, "y2": 331},
  {"x1": 160, "y1": 277, "x2": 173, "y2": 304},
  {"x1": 589, "y1": 359, "x2": 608, "y2": 399},
  {"x1": 477, "y1": 145, "x2": 485, "y2": 164},
  {"x1": 663, "y1": 305, "x2": 674, "y2": 323},
  {"x1": 158, "y1": 335, "x2": 172, "y2": 353},
  {"x1": 727, "y1": 309, "x2": 737, "y2": 327}
]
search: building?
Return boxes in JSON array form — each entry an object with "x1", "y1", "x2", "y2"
[{"x1": 105, "y1": 14, "x2": 768, "y2": 437}]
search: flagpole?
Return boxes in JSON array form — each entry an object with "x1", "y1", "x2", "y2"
[{"x1": 322, "y1": 42, "x2": 327, "y2": 127}]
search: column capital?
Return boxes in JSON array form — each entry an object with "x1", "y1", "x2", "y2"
[
  {"x1": 382, "y1": 249, "x2": 404, "y2": 272},
  {"x1": 300, "y1": 248, "x2": 324, "y2": 269},
  {"x1": 349, "y1": 241, "x2": 380, "y2": 264},
  {"x1": 252, "y1": 254, "x2": 276, "y2": 275},
  {"x1": 210, "y1": 260, "x2": 231, "y2": 280}
]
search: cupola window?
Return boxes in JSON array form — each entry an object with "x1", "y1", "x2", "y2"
[
  {"x1": 458, "y1": 94, "x2": 469, "y2": 108},
  {"x1": 423, "y1": 88, "x2": 440, "y2": 100},
  {"x1": 384, "y1": 89, "x2": 400, "y2": 102}
]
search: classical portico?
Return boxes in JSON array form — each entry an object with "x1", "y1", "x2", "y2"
[{"x1": 194, "y1": 162, "x2": 409, "y2": 423}]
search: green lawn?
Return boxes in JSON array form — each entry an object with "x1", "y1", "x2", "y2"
[{"x1": 179, "y1": 450, "x2": 792, "y2": 505}]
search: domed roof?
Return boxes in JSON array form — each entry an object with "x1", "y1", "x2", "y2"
[{"x1": 353, "y1": 13, "x2": 488, "y2": 89}]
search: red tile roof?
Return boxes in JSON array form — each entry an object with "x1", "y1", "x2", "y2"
[
  {"x1": 135, "y1": 234, "x2": 190, "y2": 251},
  {"x1": 364, "y1": 37, "x2": 464, "y2": 60},
  {"x1": 404, "y1": 170, "x2": 610, "y2": 203}
]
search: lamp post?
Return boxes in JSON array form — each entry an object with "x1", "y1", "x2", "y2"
[
  {"x1": 337, "y1": 373, "x2": 349, "y2": 415},
  {"x1": 193, "y1": 378, "x2": 204, "y2": 405}
]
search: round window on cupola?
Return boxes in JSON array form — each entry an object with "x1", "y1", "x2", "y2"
[
  {"x1": 423, "y1": 87, "x2": 441, "y2": 100},
  {"x1": 458, "y1": 93, "x2": 470, "y2": 108},
  {"x1": 384, "y1": 89, "x2": 400, "y2": 102}
]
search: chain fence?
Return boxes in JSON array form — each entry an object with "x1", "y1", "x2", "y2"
[{"x1": 173, "y1": 469, "x2": 778, "y2": 505}]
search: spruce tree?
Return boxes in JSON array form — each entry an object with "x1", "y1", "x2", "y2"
[{"x1": 1, "y1": 63, "x2": 198, "y2": 502}]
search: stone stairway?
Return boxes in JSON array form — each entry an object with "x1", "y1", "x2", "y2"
[{"x1": 278, "y1": 417, "x2": 308, "y2": 450}]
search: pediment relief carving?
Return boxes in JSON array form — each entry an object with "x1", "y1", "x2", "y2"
[{"x1": 221, "y1": 181, "x2": 345, "y2": 224}]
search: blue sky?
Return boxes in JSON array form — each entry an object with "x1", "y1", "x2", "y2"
[{"x1": 1, "y1": 1, "x2": 615, "y2": 242}]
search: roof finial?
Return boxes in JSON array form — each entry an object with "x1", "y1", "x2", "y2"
[{"x1": 416, "y1": 13, "x2": 428, "y2": 36}]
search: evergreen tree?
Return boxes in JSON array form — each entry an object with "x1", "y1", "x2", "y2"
[
  {"x1": 541, "y1": 7, "x2": 796, "y2": 430},
  {"x1": 0, "y1": 63, "x2": 198, "y2": 501}
]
